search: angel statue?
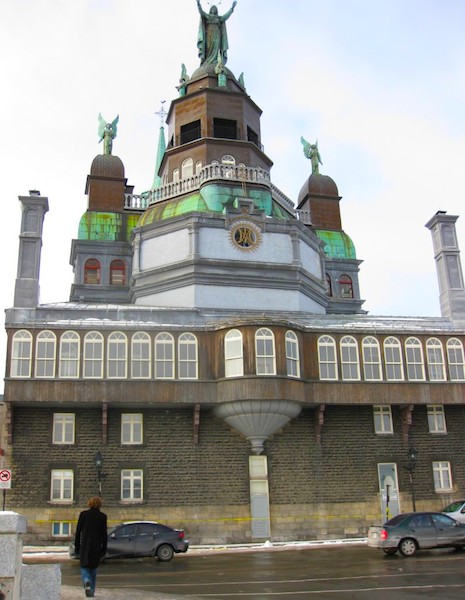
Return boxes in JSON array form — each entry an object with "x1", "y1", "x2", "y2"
[
  {"x1": 301, "y1": 137, "x2": 322, "y2": 175},
  {"x1": 197, "y1": 0, "x2": 237, "y2": 66},
  {"x1": 98, "y1": 113, "x2": 119, "y2": 155}
]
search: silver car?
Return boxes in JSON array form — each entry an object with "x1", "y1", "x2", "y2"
[
  {"x1": 367, "y1": 512, "x2": 465, "y2": 557},
  {"x1": 442, "y1": 500, "x2": 465, "y2": 524}
]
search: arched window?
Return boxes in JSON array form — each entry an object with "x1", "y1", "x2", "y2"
[
  {"x1": 383, "y1": 337, "x2": 404, "y2": 381},
  {"x1": 325, "y1": 273, "x2": 332, "y2": 297},
  {"x1": 426, "y1": 338, "x2": 446, "y2": 381},
  {"x1": 285, "y1": 331, "x2": 300, "y2": 378},
  {"x1": 221, "y1": 154, "x2": 236, "y2": 165},
  {"x1": 11, "y1": 330, "x2": 32, "y2": 378},
  {"x1": 155, "y1": 333, "x2": 174, "y2": 379},
  {"x1": 405, "y1": 337, "x2": 425, "y2": 381},
  {"x1": 339, "y1": 275, "x2": 353, "y2": 299},
  {"x1": 195, "y1": 161, "x2": 203, "y2": 175},
  {"x1": 441, "y1": 224, "x2": 455, "y2": 247},
  {"x1": 362, "y1": 336, "x2": 382, "y2": 381},
  {"x1": 181, "y1": 158, "x2": 194, "y2": 179},
  {"x1": 84, "y1": 259, "x2": 100, "y2": 284},
  {"x1": 340, "y1": 336, "x2": 360, "y2": 380},
  {"x1": 446, "y1": 338, "x2": 465, "y2": 381},
  {"x1": 110, "y1": 260, "x2": 125, "y2": 286},
  {"x1": 131, "y1": 332, "x2": 151, "y2": 379},
  {"x1": 255, "y1": 328, "x2": 276, "y2": 375},
  {"x1": 173, "y1": 169, "x2": 179, "y2": 183},
  {"x1": 35, "y1": 330, "x2": 57, "y2": 378},
  {"x1": 225, "y1": 329, "x2": 243, "y2": 378},
  {"x1": 83, "y1": 331, "x2": 103, "y2": 379},
  {"x1": 178, "y1": 333, "x2": 198, "y2": 379},
  {"x1": 107, "y1": 332, "x2": 127, "y2": 379},
  {"x1": 59, "y1": 331, "x2": 80, "y2": 378},
  {"x1": 318, "y1": 335, "x2": 337, "y2": 380}
]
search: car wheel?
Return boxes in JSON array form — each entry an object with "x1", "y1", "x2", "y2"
[
  {"x1": 398, "y1": 538, "x2": 418, "y2": 557},
  {"x1": 383, "y1": 548, "x2": 397, "y2": 555},
  {"x1": 156, "y1": 544, "x2": 174, "y2": 562}
]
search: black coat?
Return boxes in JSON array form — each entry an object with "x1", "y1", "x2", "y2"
[{"x1": 74, "y1": 507, "x2": 108, "y2": 569}]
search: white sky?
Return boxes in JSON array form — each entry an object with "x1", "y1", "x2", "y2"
[{"x1": 1, "y1": 0, "x2": 465, "y2": 392}]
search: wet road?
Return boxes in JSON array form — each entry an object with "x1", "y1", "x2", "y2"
[{"x1": 60, "y1": 544, "x2": 465, "y2": 598}]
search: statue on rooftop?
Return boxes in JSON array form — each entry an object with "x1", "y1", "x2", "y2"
[
  {"x1": 301, "y1": 137, "x2": 322, "y2": 175},
  {"x1": 98, "y1": 113, "x2": 119, "y2": 155},
  {"x1": 196, "y1": 0, "x2": 237, "y2": 66}
]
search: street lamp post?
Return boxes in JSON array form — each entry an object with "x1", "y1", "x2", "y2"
[
  {"x1": 405, "y1": 446, "x2": 418, "y2": 512},
  {"x1": 94, "y1": 451, "x2": 105, "y2": 496}
]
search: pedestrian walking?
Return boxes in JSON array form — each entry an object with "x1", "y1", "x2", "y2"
[{"x1": 74, "y1": 496, "x2": 107, "y2": 598}]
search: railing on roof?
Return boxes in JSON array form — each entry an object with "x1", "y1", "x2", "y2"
[{"x1": 124, "y1": 163, "x2": 272, "y2": 211}]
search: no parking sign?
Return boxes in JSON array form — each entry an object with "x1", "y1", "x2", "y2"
[{"x1": 0, "y1": 469, "x2": 12, "y2": 489}]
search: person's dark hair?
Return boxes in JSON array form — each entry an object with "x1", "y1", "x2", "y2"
[{"x1": 88, "y1": 496, "x2": 102, "y2": 509}]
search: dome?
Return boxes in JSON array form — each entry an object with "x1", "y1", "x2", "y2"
[
  {"x1": 315, "y1": 229, "x2": 356, "y2": 260},
  {"x1": 298, "y1": 173, "x2": 339, "y2": 205},
  {"x1": 90, "y1": 154, "x2": 125, "y2": 179}
]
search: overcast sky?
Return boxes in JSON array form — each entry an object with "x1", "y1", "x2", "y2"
[{"x1": 1, "y1": 0, "x2": 465, "y2": 391}]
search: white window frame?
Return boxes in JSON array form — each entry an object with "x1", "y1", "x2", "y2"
[
  {"x1": 11, "y1": 330, "x2": 32, "y2": 378},
  {"x1": 426, "y1": 338, "x2": 446, "y2": 381},
  {"x1": 362, "y1": 336, "x2": 382, "y2": 381},
  {"x1": 181, "y1": 157, "x2": 194, "y2": 179},
  {"x1": 373, "y1": 406, "x2": 393, "y2": 434},
  {"x1": 107, "y1": 332, "x2": 127, "y2": 379},
  {"x1": 53, "y1": 413, "x2": 75, "y2": 445},
  {"x1": 255, "y1": 328, "x2": 276, "y2": 375},
  {"x1": 59, "y1": 331, "x2": 80, "y2": 378},
  {"x1": 178, "y1": 332, "x2": 198, "y2": 379},
  {"x1": 447, "y1": 338, "x2": 465, "y2": 381},
  {"x1": 35, "y1": 330, "x2": 56, "y2": 378},
  {"x1": 318, "y1": 335, "x2": 338, "y2": 380},
  {"x1": 285, "y1": 331, "x2": 300, "y2": 378},
  {"x1": 155, "y1": 332, "x2": 175, "y2": 379},
  {"x1": 131, "y1": 332, "x2": 151, "y2": 379},
  {"x1": 121, "y1": 413, "x2": 143, "y2": 445},
  {"x1": 432, "y1": 461, "x2": 453, "y2": 492},
  {"x1": 51, "y1": 521, "x2": 71, "y2": 538},
  {"x1": 405, "y1": 337, "x2": 425, "y2": 381},
  {"x1": 427, "y1": 405, "x2": 447, "y2": 434},
  {"x1": 50, "y1": 469, "x2": 74, "y2": 503},
  {"x1": 383, "y1": 337, "x2": 404, "y2": 381},
  {"x1": 225, "y1": 329, "x2": 244, "y2": 378},
  {"x1": 340, "y1": 336, "x2": 360, "y2": 381},
  {"x1": 83, "y1": 331, "x2": 104, "y2": 379},
  {"x1": 121, "y1": 469, "x2": 143, "y2": 501}
]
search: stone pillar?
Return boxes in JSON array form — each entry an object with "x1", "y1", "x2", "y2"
[{"x1": 0, "y1": 511, "x2": 26, "y2": 599}]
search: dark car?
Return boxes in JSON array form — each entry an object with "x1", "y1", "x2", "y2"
[
  {"x1": 70, "y1": 520, "x2": 189, "y2": 562},
  {"x1": 367, "y1": 512, "x2": 465, "y2": 557}
]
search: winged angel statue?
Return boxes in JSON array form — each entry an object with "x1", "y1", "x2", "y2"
[
  {"x1": 98, "y1": 113, "x2": 119, "y2": 155},
  {"x1": 301, "y1": 136, "x2": 322, "y2": 175}
]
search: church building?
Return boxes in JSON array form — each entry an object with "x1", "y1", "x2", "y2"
[{"x1": 3, "y1": 3, "x2": 465, "y2": 544}]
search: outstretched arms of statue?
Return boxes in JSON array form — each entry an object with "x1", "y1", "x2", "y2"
[
  {"x1": 222, "y1": 1, "x2": 237, "y2": 20},
  {"x1": 196, "y1": 0, "x2": 207, "y2": 17}
]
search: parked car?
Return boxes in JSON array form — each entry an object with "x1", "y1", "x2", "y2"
[
  {"x1": 367, "y1": 512, "x2": 465, "y2": 557},
  {"x1": 442, "y1": 500, "x2": 465, "y2": 524},
  {"x1": 70, "y1": 520, "x2": 189, "y2": 562}
]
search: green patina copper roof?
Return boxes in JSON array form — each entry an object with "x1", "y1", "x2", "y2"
[
  {"x1": 139, "y1": 183, "x2": 290, "y2": 226},
  {"x1": 315, "y1": 229, "x2": 357, "y2": 259},
  {"x1": 78, "y1": 211, "x2": 140, "y2": 242}
]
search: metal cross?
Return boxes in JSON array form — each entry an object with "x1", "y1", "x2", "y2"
[{"x1": 155, "y1": 101, "x2": 167, "y2": 126}]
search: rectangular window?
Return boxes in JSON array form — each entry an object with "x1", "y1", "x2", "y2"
[
  {"x1": 247, "y1": 126, "x2": 259, "y2": 147},
  {"x1": 433, "y1": 461, "x2": 453, "y2": 492},
  {"x1": 51, "y1": 469, "x2": 74, "y2": 502},
  {"x1": 180, "y1": 120, "x2": 201, "y2": 144},
  {"x1": 373, "y1": 406, "x2": 393, "y2": 434},
  {"x1": 213, "y1": 118, "x2": 237, "y2": 140},
  {"x1": 427, "y1": 405, "x2": 447, "y2": 433},
  {"x1": 121, "y1": 414, "x2": 143, "y2": 445},
  {"x1": 121, "y1": 469, "x2": 143, "y2": 501},
  {"x1": 53, "y1": 413, "x2": 75, "y2": 444},
  {"x1": 52, "y1": 521, "x2": 71, "y2": 537}
]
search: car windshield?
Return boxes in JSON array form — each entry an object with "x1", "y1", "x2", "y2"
[{"x1": 443, "y1": 502, "x2": 464, "y2": 512}]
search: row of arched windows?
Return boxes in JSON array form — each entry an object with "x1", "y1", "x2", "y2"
[
  {"x1": 84, "y1": 259, "x2": 126, "y2": 286},
  {"x1": 10, "y1": 330, "x2": 465, "y2": 383},
  {"x1": 318, "y1": 335, "x2": 465, "y2": 381}
]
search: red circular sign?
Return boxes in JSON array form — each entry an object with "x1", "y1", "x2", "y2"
[{"x1": 0, "y1": 470, "x2": 11, "y2": 482}]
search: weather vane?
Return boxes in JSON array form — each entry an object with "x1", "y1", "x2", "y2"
[{"x1": 155, "y1": 101, "x2": 167, "y2": 126}]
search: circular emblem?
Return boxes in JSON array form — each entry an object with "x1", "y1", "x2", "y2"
[{"x1": 230, "y1": 221, "x2": 262, "y2": 251}]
